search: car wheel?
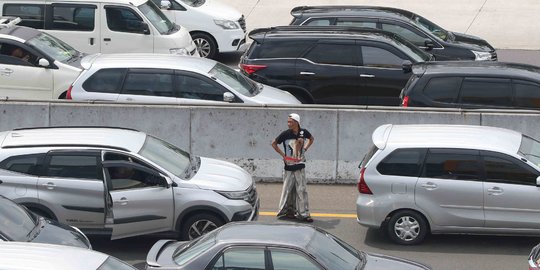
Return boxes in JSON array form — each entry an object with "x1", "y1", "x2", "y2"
[
  {"x1": 180, "y1": 213, "x2": 224, "y2": 240},
  {"x1": 192, "y1": 33, "x2": 217, "y2": 59},
  {"x1": 386, "y1": 210, "x2": 428, "y2": 245}
]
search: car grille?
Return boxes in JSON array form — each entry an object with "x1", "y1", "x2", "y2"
[
  {"x1": 245, "y1": 184, "x2": 257, "y2": 207},
  {"x1": 238, "y1": 15, "x2": 246, "y2": 32}
]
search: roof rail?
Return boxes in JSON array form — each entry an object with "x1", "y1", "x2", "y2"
[
  {"x1": 12, "y1": 126, "x2": 140, "y2": 132},
  {"x1": 0, "y1": 17, "x2": 21, "y2": 29},
  {"x1": 250, "y1": 25, "x2": 384, "y2": 36}
]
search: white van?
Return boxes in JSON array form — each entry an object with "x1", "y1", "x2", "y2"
[
  {"x1": 152, "y1": 0, "x2": 245, "y2": 58},
  {"x1": 0, "y1": 0, "x2": 199, "y2": 56}
]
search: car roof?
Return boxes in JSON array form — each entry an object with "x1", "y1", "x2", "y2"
[
  {"x1": 3, "y1": 0, "x2": 148, "y2": 6},
  {"x1": 0, "y1": 127, "x2": 147, "y2": 153},
  {"x1": 372, "y1": 124, "x2": 523, "y2": 155},
  {"x1": 291, "y1": 5, "x2": 416, "y2": 22},
  {"x1": 0, "y1": 25, "x2": 41, "y2": 42},
  {"x1": 81, "y1": 53, "x2": 217, "y2": 73},
  {"x1": 412, "y1": 61, "x2": 540, "y2": 81},
  {"x1": 0, "y1": 242, "x2": 109, "y2": 270}
]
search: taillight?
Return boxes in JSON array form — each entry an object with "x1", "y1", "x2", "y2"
[
  {"x1": 66, "y1": 85, "x2": 73, "y2": 100},
  {"x1": 401, "y1": 95, "x2": 409, "y2": 107},
  {"x1": 240, "y1": 64, "x2": 267, "y2": 75},
  {"x1": 358, "y1": 167, "x2": 373, "y2": 194}
]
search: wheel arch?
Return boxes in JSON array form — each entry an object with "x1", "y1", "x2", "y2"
[
  {"x1": 20, "y1": 203, "x2": 58, "y2": 220},
  {"x1": 383, "y1": 208, "x2": 432, "y2": 232},
  {"x1": 276, "y1": 85, "x2": 314, "y2": 103},
  {"x1": 175, "y1": 205, "x2": 229, "y2": 232}
]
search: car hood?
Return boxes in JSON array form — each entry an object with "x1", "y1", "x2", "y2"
[
  {"x1": 448, "y1": 32, "x2": 495, "y2": 52},
  {"x1": 146, "y1": 240, "x2": 186, "y2": 268},
  {"x1": 249, "y1": 85, "x2": 302, "y2": 104},
  {"x1": 196, "y1": 0, "x2": 242, "y2": 21},
  {"x1": 190, "y1": 157, "x2": 252, "y2": 191},
  {"x1": 31, "y1": 219, "x2": 91, "y2": 249},
  {"x1": 364, "y1": 252, "x2": 431, "y2": 270}
]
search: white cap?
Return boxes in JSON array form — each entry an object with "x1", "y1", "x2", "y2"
[{"x1": 288, "y1": 113, "x2": 300, "y2": 125}]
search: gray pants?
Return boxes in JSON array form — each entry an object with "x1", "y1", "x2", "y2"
[{"x1": 277, "y1": 168, "x2": 310, "y2": 218}]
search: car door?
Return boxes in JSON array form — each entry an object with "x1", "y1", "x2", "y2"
[
  {"x1": 357, "y1": 41, "x2": 412, "y2": 106},
  {"x1": 415, "y1": 148, "x2": 484, "y2": 228},
  {"x1": 0, "y1": 40, "x2": 54, "y2": 99},
  {"x1": 297, "y1": 40, "x2": 360, "y2": 104},
  {"x1": 101, "y1": 153, "x2": 174, "y2": 240},
  {"x1": 481, "y1": 151, "x2": 540, "y2": 229},
  {"x1": 101, "y1": 5, "x2": 154, "y2": 53},
  {"x1": 175, "y1": 70, "x2": 240, "y2": 104},
  {"x1": 117, "y1": 68, "x2": 180, "y2": 104},
  {"x1": 37, "y1": 150, "x2": 105, "y2": 229}
]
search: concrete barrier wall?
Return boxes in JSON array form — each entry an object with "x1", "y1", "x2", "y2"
[{"x1": 2, "y1": 101, "x2": 540, "y2": 183}]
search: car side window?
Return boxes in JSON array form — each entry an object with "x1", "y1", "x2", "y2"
[
  {"x1": 2, "y1": 4, "x2": 45, "y2": 29},
  {"x1": 255, "y1": 41, "x2": 313, "y2": 59},
  {"x1": 514, "y1": 80, "x2": 540, "y2": 108},
  {"x1": 0, "y1": 43, "x2": 37, "y2": 67},
  {"x1": 51, "y1": 6, "x2": 96, "y2": 31},
  {"x1": 104, "y1": 153, "x2": 164, "y2": 191},
  {"x1": 304, "y1": 43, "x2": 356, "y2": 66},
  {"x1": 336, "y1": 19, "x2": 376, "y2": 28},
  {"x1": 0, "y1": 154, "x2": 45, "y2": 176},
  {"x1": 361, "y1": 46, "x2": 403, "y2": 68},
  {"x1": 381, "y1": 23, "x2": 427, "y2": 46},
  {"x1": 459, "y1": 78, "x2": 512, "y2": 106},
  {"x1": 270, "y1": 249, "x2": 321, "y2": 270},
  {"x1": 422, "y1": 149, "x2": 481, "y2": 180},
  {"x1": 423, "y1": 77, "x2": 462, "y2": 103},
  {"x1": 105, "y1": 7, "x2": 145, "y2": 33},
  {"x1": 82, "y1": 68, "x2": 126, "y2": 93},
  {"x1": 304, "y1": 18, "x2": 332, "y2": 26},
  {"x1": 377, "y1": 148, "x2": 426, "y2": 177},
  {"x1": 122, "y1": 71, "x2": 174, "y2": 97},
  {"x1": 211, "y1": 248, "x2": 266, "y2": 270},
  {"x1": 175, "y1": 74, "x2": 226, "y2": 101},
  {"x1": 44, "y1": 154, "x2": 102, "y2": 180},
  {"x1": 482, "y1": 152, "x2": 538, "y2": 185}
]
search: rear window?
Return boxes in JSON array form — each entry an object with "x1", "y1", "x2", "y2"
[
  {"x1": 359, "y1": 144, "x2": 378, "y2": 169},
  {"x1": 377, "y1": 148, "x2": 426, "y2": 177},
  {"x1": 252, "y1": 40, "x2": 313, "y2": 59},
  {"x1": 423, "y1": 77, "x2": 461, "y2": 103}
]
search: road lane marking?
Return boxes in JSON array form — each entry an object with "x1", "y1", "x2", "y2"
[{"x1": 259, "y1": 211, "x2": 356, "y2": 218}]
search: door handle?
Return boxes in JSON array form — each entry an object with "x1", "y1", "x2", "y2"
[
  {"x1": 0, "y1": 68, "x2": 13, "y2": 76},
  {"x1": 299, "y1": 71, "x2": 315, "y2": 75},
  {"x1": 89, "y1": 37, "x2": 94, "y2": 45},
  {"x1": 104, "y1": 38, "x2": 111, "y2": 42},
  {"x1": 115, "y1": 197, "x2": 129, "y2": 206},
  {"x1": 42, "y1": 182, "x2": 56, "y2": 190},
  {"x1": 0, "y1": 180, "x2": 3, "y2": 184},
  {"x1": 421, "y1": 182, "x2": 437, "y2": 189},
  {"x1": 359, "y1": 74, "x2": 375, "y2": 78},
  {"x1": 487, "y1": 187, "x2": 503, "y2": 195},
  {"x1": 126, "y1": 97, "x2": 133, "y2": 101}
]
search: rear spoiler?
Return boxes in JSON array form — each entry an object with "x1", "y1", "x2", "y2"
[{"x1": 80, "y1": 53, "x2": 101, "y2": 70}]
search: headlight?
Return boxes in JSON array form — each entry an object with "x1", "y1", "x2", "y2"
[
  {"x1": 170, "y1": 48, "x2": 189, "y2": 56},
  {"x1": 214, "y1": 19, "x2": 239, "y2": 29},
  {"x1": 216, "y1": 190, "x2": 250, "y2": 200},
  {"x1": 472, "y1": 50, "x2": 492, "y2": 61}
]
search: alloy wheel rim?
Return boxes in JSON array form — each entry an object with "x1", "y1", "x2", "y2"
[
  {"x1": 394, "y1": 216, "x2": 420, "y2": 241},
  {"x1": 188, "y1": 219, "x2": 217, "y2": 240},
  {"x1": 194, "y1": 38, "x2": 211, "y2": 58}
]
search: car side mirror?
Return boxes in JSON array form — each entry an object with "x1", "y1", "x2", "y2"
[
  {"x1": 402, "y1": 60, "x2": 413, "y2": 73},
  {"x1": 141, "y1": 22, "x2": 150, "y2": 35},
  {"x1": 38, "y1": 58, "x2": 50, "y2": 67},
  {"x1": 160, "y1": 0, "x2": 171, "y2": 9},
  {"x1": 537, "y1": 176, "x2": 540, "y2": 186},
  {"x1": 424, "y1": 39, "x2": 434, "y2": 50},
  {"x1": 223, "y1": 92, "x2": 235, "y2": 102}
]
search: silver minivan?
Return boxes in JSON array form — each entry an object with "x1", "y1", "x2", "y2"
[
  {"x1": 357, "y1": 124, "x2": 540, "y2": 244},
  {"x1": 0, "y1": 126, "x2": 258, "y2": 240}
]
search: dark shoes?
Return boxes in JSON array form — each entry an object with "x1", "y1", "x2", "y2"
[
  {"x1": 277, "y1": 212, "x2": 296, "y2": 220},
  {"x1": 299, "y1": 216, "x2": 314, "y2": 223}
]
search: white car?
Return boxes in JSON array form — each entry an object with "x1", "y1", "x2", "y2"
[
  {"x1": 0, "y1": 18, "x2": 83, "y2": 99},
  {"x1": 153, "y1": 0, "x2": 246, "y2": 59},
  {"x1": 68, "y1": 53, "x2": 301, "y2": 104}
]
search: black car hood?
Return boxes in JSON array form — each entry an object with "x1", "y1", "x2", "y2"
[
  {"x1": 31, "y1": 219, "x2": 91, "y2": 249},
  {"x1": 448, "y1": 32, "x2": 495, "y2": 52}
]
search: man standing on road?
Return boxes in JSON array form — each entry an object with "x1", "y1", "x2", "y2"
[{"x1": 271, "y1": 113, "x2": 314, "y2": 222}]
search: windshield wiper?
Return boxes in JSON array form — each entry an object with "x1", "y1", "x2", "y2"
[{"x1": 26, "y1": 218, "x2": 44, "y2": 241}]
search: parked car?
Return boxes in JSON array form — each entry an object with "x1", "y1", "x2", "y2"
[
  {"x1": 240, "y1": 26, "x2": 432, "y2": 105},
  {"x1": 0, "y1": 126, "x2": 258, "y2": 240},
  {"x1": 68, "y1": 53, "x2": 300, "y2": 105},
  {"x1": 400, "y1": 61, "x2": 540, "y2": 110},
  {"x1": 146, "y1": 222, "x2": 432, "y2": 270},
  {"x1": 0, "y1": 17, "x2": 83, "y2": 99},
  {"x1": 289, "y1": 5, "x2": 497, "y2": 61},
  {"x1": 529, "y1": 243, "x2": 540, "y2": 269},
  {"x1": 0, "y1": 242, "x2": 137, "y2": 270},
  {"x1": 0, "y1": 0, "x2": 198, "y2": 56},
  {"x1": 151, "y1": 0, "x2": 246, "y2": 59},
  {"x1": 0, "y1": 195, "x2": 91, "y2": 248},
  {"x1": 357, "y1": 124, "x2": 540, "y2": 244}
]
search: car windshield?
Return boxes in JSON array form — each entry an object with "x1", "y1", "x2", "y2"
[
  {"x1": 209, "y1": 63, "x2": 258, "y2": 97},
  {"x1": 26, "y1": 32, "x2": 79, "y2": 62},
  {"x1": 519, "y1": 135, "x2": 540, "y2": 167},
  {"x1": 179, "y1": 0, "x2": 205, "y2": 7},
  {"x1": 307, "y1": 229, "x2": 364, "y2": 270},
  {"x1": 97, "y1": 256, "x2": 138, "y2": 270},
  {"x1": 138, "y1": 135, "x2": 191, "y2": 178},
  {"x1": 388, "y1": 34, "x2": 432, "y2": 62},
  {"x1": 138, "y1": 1, "x2": 175, "y2": 35},
  {"x1": 173, "y1": 230, "x2": 217, "y2": 265},
  {"x1": 0, "y1": 197, "x2": 37, "y2": 241},
  {"x1": 412, "y1": 15, "x2": 449, "y2": 41}
]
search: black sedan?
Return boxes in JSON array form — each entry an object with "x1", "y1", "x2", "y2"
[
  {"x1": 146, "y1": 222, "x2": 431, "y2": 270},
  {"x1": 0, "y1": 196, "x2": 91, "y2": 249}
]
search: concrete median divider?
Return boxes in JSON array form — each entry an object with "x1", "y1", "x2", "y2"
[{"x1": 2, "y1": 100, "x2": 540, "y2": 184}]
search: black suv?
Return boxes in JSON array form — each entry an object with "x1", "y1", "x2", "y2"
[
  {"x1": 289, "y1": 6, "x2": 497, "y2": 61},
  {"x1": 400, "y1": 61, "x2": 540, "y2": 109},
  {"x1": 239, "y1": 26, "x2": 432, "y2": 105}
]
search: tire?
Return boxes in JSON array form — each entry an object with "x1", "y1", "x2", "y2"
[
  {"x1": 180, "y1": 213, "x2": 224, "y2": 240},
  {"x1": 191, "y1": 33, "x2": 217, "y2": 59},
  {"x1": 386, "y1": 210, "x2": 428, "y2": 245}
]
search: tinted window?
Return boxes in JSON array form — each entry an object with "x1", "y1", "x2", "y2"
[
  {"x1": 0, "y1": 154, "x2": 44, "y2": 176},
  {"x1": 106, "y1": 165, "x2": 162, "y2": 190},
  {"x1": 459, "y1": 78, "x2": 512, "y2": 106},
  {"x1": 377, "y1": 148, "x2": 425, "y2": 177},
  {"x1": 52, "y1": 6, "x2": 95, "y2": 31},
  {"x1": 175, "y1": 75, "x2": 225, "y2": 101},
  {"x1": 423, "y1": 77, "x2": 461, "y2": 103},
  {"x1": 483, "y1": 154, "x2": 538, "y2": 185},
  {"x1": 83, "y1": 69, "x2": 126, "y2": 93},
  {"x1": 423, "y1": 149, "x2": 481, "y2": 180},
  {"x1": 514, "y1": 80, "x2": 540, "y2": 108},
  {"x1": 211, "y1": 248, "x2": 265, "y2": 270},
  {"x1": 305, "y1": 18, "x2": 332, "y2": 26},
  {"x1": 122, "y1": 71, "x2": 174, "y2": 96},
  {"x1": 256, "y1": 40, "x2": 312, "y2": 58},
  {"x1": 305, "y1": 43, "x2": 356, "y2": 66},
  {"x1": 336, "y1": 19, "x2": 376, "y2": 28},
  {"x1": 271, "y1": 249, "x2": 320, "y2": 270},
  {"x1": 382, "y1": 23, "x2": 427, "y2": 46},
  {"x1": 3, "y1": 4, "x2": 45, "y2": 29},
  {"x1": 106, "y1": 7, "x2": 144, "y2": 33},
  {"x1": 45, "y1": 155, "x2": 101, "y2": 180},
  {"x1": 361, "y1": 46, "x2": 403, "y2": 68},
  {"x1": 0, "y1": 43, "x2": 36, "y2": 67}
]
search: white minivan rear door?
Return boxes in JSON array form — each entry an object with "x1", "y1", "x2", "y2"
[{"x1": 100, "y1": 4, "x2": 154, "y2": 53}]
